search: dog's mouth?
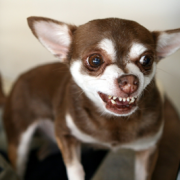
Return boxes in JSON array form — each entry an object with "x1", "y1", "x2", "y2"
[{"x1": 98, "y1": 92, "x2": 138, "y2": 115}]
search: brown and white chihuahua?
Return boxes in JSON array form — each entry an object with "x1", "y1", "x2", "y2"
[{"x1": 3, "y1": 17, "x2": 180, "y2": 180}]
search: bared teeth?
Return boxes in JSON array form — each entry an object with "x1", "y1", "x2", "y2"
[
  {"x1": 108, "y1": 96, "x2": 112, "y2": 99},
  {"x1": 107, "y1": 94, "x2": 137, "y2": 105},
  {"x1": 129, "y1": 97, "x2": 135, "y2": 104},
  {"x1": 111, "y1": 100, "x2": 116, "y2": 104}
]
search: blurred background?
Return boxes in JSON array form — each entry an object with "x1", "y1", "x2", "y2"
[{"x1": 0, "y1": 0, "x2": 180, "y2": 113}]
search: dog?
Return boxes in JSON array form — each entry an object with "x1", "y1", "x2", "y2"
[{"x1": 3, "y1": 16, "x2": 180, "y2": 180}]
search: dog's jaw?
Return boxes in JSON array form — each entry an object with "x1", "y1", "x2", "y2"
[{"x1": 98, "y1": 92, "x2": 138, "y2": 116}]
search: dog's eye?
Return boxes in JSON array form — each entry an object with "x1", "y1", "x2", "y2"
[
  {"x1": 139, "y1": 55, "x2": 153, "y2": 66},
  {"x1": 88, "y1": 54, "x2": 104, "y2": 68}
]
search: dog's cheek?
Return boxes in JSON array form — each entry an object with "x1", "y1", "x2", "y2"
[
  {"x1": 98, "y1": 64, "x2": 124, "y2": 93},
  {"x1": 70, "y1": 61, "x2": 122, "y2": 92},
  {"x1": 70, "y1": 60, "x2": 103, "y2": 106},
  {"x1": 70, "y1": 60, "x2": 100, "y2": 92},
  {"x1": 143, "y1": 63, "x2": 157, "y2": 88}
]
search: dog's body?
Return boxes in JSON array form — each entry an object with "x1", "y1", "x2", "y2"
[{"x1": 3, "y1": 17, "x2": 180, "y2": 180}]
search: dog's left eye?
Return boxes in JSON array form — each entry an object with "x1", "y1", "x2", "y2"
[
  {"x1": 139, "y1": 55, "x2": 153, "y2": 66},
  {"x1": 87, "y1": 54, "x2": 104, "y2": 68}
]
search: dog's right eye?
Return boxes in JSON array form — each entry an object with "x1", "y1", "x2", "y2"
[
  {"x1": 139, "y1": 55, "x2": 153, "y2": 67},
  {"x1": 87, "y1": 54, "x2": 104, "y2": 68}
]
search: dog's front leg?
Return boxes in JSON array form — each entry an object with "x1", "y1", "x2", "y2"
[
  {"x1": 135, "y1": 146, "x2": 158, "y2": 180},
  {"x1": 56, "y1": 134, "x2": 85, "y2": 180}
]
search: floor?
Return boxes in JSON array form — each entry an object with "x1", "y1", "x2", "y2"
[{"x1": 92, "y1": 149, "x2": 134, "y2": 180}]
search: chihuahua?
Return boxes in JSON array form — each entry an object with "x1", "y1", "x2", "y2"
[{"x1": 3, "y1": 17, "x2": 180, "y2": 180}]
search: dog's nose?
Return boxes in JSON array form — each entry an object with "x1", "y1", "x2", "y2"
[{"x1": 118, "y1": 75, "x2": 139, "y2": 95}]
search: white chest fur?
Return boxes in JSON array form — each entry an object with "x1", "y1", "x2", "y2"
[{"x1": 66, "y1": 113, "x2": 163, "y2": 151}]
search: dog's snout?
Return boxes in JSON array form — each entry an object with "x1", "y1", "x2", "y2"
[{"x1": 118, "y1": 75, "x2": 139, "y2": 95}]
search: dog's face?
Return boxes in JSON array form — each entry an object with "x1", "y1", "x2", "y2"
[
  {"x1": 28, "y1": 17, "x2": 180, "y2": 116},
  {"x1": 69, "y1": 19, "x2": 157, "y2": 116}
]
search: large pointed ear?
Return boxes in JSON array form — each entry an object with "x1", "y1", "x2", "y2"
[
  {"x1": 27, "y1": 16, "x2": 77, "y2": 62},
  {"x1": 152, "y1": 29, "x2": 180, "y2": 60}
]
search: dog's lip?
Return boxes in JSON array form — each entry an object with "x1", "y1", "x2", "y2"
[{"x1": 98, "y1": 92, "x2": 137, "y2": 114}]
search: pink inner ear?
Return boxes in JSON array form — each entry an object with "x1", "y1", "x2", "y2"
[
  {"x1": 157, "y1": 43, "x2": 180, "y2": 58},
  {"x1": 34, "y1": 21, "x2": 71, "y2": 61},
  {"x1": 40, "y1": 38, "x2": 69, "y2": 59},
  {"x1": 157, "y1": 32, "x2": 180, "y2": 58}
]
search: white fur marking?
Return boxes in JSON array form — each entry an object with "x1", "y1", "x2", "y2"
[
  {"x1": 135, "y1": 146, "x2": 156, "y2": 180},
  {"x1": 98, "y1": 38, "x2": 116, "y2": 62},
  {"x1": 129, "y1": 43, "x2": 147, "y2": 59},
  {"x1": 66, "y1": 114, "x2": 99, "y2": 144},
  {"x1": 135, "y1": 156, "x2": 147, "y2": 180},
  {"x1": 17, "y1": 123, "x2": 38, "y2": 177},
  {"x1": 63, "y1": 130, "x2": 85, "y2": 180},
  {"x1": 16, "y1": 120, "x2": 56, "y2": 177},
  {"x1": 66, "y1": 113, "x2": 163, "y2": 152},
  {"x1": 135, "y1": 147, "x2": 155, "y2": 180},
  {"x1": 66, "y1": 161, "x2": 85, "y2": 180}
]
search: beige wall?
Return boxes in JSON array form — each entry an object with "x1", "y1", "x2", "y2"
[{"x1": 0, "y1": 0, "x2": 180, "y2": 112}]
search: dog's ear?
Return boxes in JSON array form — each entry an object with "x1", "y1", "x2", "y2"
[
  {"x1": 152, "y1": 29, "x2": 180, "y2": 60},
  {"x1": 27, "y1": 16, "x2": 77, "y2": 62}
]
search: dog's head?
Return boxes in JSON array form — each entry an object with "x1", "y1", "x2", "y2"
[{"x1": 28, "y1": 17, "x2": 180, "y2": 116}]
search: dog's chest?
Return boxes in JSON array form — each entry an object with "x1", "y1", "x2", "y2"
[{"x1": 65, "y1": 114, "x2": 163, "y2": 151}]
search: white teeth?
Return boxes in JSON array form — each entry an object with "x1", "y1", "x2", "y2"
[
  {"x1": 111, "y1": 100, "x2": 116, "y2": 104},
  {"x1": 129, "y1": 97, "x2": 135, "y2": 104},
  {"x1": 108, "y1": 95, "x2": 137, "y2": 104}
]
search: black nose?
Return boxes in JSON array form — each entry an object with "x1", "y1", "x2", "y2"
[{"x1": 118, "y1": 75, "x2": 139, "y2": 95}]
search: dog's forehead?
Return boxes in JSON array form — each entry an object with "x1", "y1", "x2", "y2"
[{"x1": 71, "y1": 18, "x2": 155, "y2": 61}]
